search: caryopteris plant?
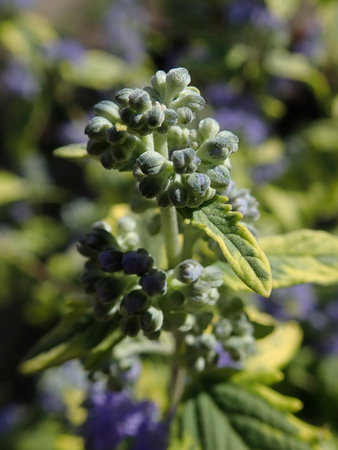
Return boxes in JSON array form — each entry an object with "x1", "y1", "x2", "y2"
[{"x1": 22, "y1": 68, "x2": 338, "y2": 449}]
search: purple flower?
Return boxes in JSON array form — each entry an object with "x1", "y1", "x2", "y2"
[
  {"x1": 83, "y1": 386, "x2": 168, "y2": 450},
  {"x1": 214, "y1": 343, "x2": 242, "y2": 369},
  {"x1": 0, "y1": 404, "x2": 24, "y2": 436},
  {"x1": 258, "y1": 284, "x2": 317, "y2": 321},
  {"x1": 1, "y1": 61, "x2": 39, "y2": 99},
  {"x1": 58, "y1": 118, "x2": 88, "y2": 144},
  {"x1": 225, "y1": 0, "x2": 282, "y2": 29},
  {"x1": 104, "y1": 0, "x2": 149, "y2": 64},
  {"x1": 43, "y1": 39, "x2": 85, "y2": 63},
  {"x1": 252, "y1": 159, "x2": 288, "y2": 184}
]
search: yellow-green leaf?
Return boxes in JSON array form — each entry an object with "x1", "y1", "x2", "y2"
[
  {"x1": 181, "y1": 196, "x2": 272, "y2": 297},
  {"x1": 53, "y1": 143, "x2": 88, "y2": 159},
  {"x1": 260, "y1": 229, "x2": 338, "y2": 288}
]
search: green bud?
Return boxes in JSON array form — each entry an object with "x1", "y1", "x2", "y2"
[
  {"x1": 100, "y1": 148, "x2": 115, "y2": 170},
  {"x1": 167, "y1": 126, "x2": 190, "y2": 148},
  {"x1": 87, "y1": 139, "x2": 108, "y2": 156},
  {"x1": 94, "y1": 100, "x2": 120, "y2": 122},
  {"x1": 185, "y1": 173, "x2": 211, "y2": 196},
  {"x1": 129, "y1": 89, "x2": 152, "y2": 113},
  {"x1": 168, "y1": 181, "x2": 190, "y2": 207},
  {"x1": 147, "y1": 213, "x2": 161, "y2": 235},
  {"x1": 164, "y1": 108, "x2": 178, "y2": 126},
  {"x1": 165, "y1": 67, "x2": 191, "y2": 101},
  {"x1": 138, "y1": 173, "x2": 167, "y2": 199},
  {"x1": 217, "y1": 130, "x2": 239, "y2": 154},
  {"x1": 145, "y1": 105, "x2": 165, "y2": 129},
  {"x1": 151, "y1": 70, "x2": 167, "y2": 98},
  {"x1": 85, "y1": 116, "x2": 112, "y2": 141},
  {"x1": 111, "y1": 143, "x2": 132, "y2": 163},
  {"x1": 119, "y1": 107, "x2": 135, "y2": 125},
  {"x1": 121, "y1": 315, "x2": 141, "y2": 337},
  {"x1": 202, "y1": 266, "x2": 224, "y2": 288},
  {"x1": 197, "y1": 138, "x2": 229, "y2": 164},
  {"x1": 166, "y1": 311, "x2": 188, "y2": 328},
  {"x1": 143, "y1": 86, "x2": 160, "y2": 101},
  {"x1": 171, "y1": 89, "x2": 205, "y2": 112},
  {"x1": 140, "y1": 307, "x2": 164, "y2": 333},
  {"x1": 177, "y1": 106, "x2": 194, "y2": 125},
  {"x1": 214, "y1": 319, "x2": 233, "y2": 341},
  {"x1": 115, "y1": 88, "x2": 133, "y2": 107},
  {"x1": 174, "y1": 259, "x2": 203, "y2": 284},
  {"x1": 166, "y1": 291, "x2": 186, "y2": 309},
  {"x1": 203, "y1": 164, "x2": 231, "y2": 189},
  {"x1": 198, "y1": 118, "x2": 220, "y2": 142},
  {"x1": 156, "y1": 189, "x2": 172, "y2": 207},
  {"x1": 129, "y1": 113, "x2": 146, "y2": 130},
  {"x1": 136, "y1": 151, "x2": 166, "y2": 176},
  {"x1": 106, "y1": 126, "x2": 128, "y2": 144},
  {"x1": 172, "y1": 148, "x2": 200, "y2": 174}
]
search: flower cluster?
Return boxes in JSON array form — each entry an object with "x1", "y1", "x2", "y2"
[{"x1": 84, "y1": 67, "x2": 239, "y2": 208}]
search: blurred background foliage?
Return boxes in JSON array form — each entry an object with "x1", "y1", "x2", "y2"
[{"x1": 0, "y1": 0, "x2": 338, "y2": 448}]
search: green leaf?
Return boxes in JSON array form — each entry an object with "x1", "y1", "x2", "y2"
[
  {"x1": 180, "y1": 196, "x2": 272, "y2": 296},
  {"x1": 20, "y1": 300, "x2": 121, "y2": 373},
  {"x1": 177, "y1": 383, "x2": 317, "y2": 450},
  {"x1": 260, "y1": 230, "x2": 338, "y2": 288},
  {"x1": 53, "y1": 143, "x2": 88, "y2": 159}
]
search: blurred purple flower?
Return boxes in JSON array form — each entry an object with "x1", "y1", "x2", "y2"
[
  {"x1": 58, "y1": 118, "x2": 88, "y2": 144},
  {"x1": 104, "y1": 0, "x2": 149, "y2": 64},
  {"x1": 225, "y1": 0, "x2": 282, "y2": 29},
  {"x1": 83, "y1": 386, "x2": 168, "y2": 450},
  {"x1": 0, "y1": 0, "x2": 37, "y2": 9},
  {"x1": 10, "y1": 202, "x2": 33, "y2": 224},
  {"x1": 214, "y1": 343, "x2": 242, "y2": 369},
  {"x1": 1, "y1": 61, "x2": 39, "y2": 99},
  {"x1": 252, "y1": 159, "x2": 288, "y2": 184},
  {"x1": 43, "y1": 39, "x2": 85, "y2": 63},
  {"x1": 0, "y1": 404, "x2": 24, "y2": 436},
  {"x1": 206, "y1": 85, "x2": 268, "y2": 145},
  {"x1": 258, "y1": 284, "x2": 317, "y2": 321}
]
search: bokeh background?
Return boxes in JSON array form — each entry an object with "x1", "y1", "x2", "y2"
[{"x1": 0, "y1": 0, "x2": 338, "y2": 448}]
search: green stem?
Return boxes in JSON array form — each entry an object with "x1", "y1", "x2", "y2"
[
  {"x1": 166, "y1": 333, "x2": 186, "y2": 418},
  {"x1": 160, "y1": 206, "x2": 180, "y2": 269},
  {"x1": 153, "y1": 132, "x2": 168, "y2": 157}
]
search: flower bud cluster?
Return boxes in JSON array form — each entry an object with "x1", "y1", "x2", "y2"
[
  {"x1": 77, "y1": 224, "x2": 166, "y2": 338},
  {"x1": 83, "y1": 67, "x2": 240, "y2": 209},
  {"x1": 183, "y1": 298, "x2": 255, "y2": 371},
  {"x1": 224, "y1": 181, "x2": 260, "y2": 223}
]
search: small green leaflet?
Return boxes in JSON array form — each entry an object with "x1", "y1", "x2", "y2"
[
  {"x1": 180, "y1": 196, "x2": 272, "y2": 297},
  {"x1": 20, "y1": 302, "x2": 122, "y2": 374},
  {"x1": 53, "y1": 143, "x2": 89, "y2": 159},
  {"x1": 177, "y1": 383, "x2": 315, "y2": 450}
]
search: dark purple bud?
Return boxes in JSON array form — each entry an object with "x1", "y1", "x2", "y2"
[
  {"x1": 140, "y1": 270, "x2": 167, "y2": 296},
  {"x1": 98, "y1": 249, "x2": 124, "y2": 272},
  {"x1": 120, "y1": 290, "x2": 149, "y2": 315},
  {"x1": 122, "y1": 249, "x2": 154, "y2": 275}
]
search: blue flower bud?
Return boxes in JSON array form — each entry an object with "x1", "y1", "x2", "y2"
[
  {"x1": 174, "y1": 259, "x2": 203, "y2": 284},
  {"x1": 136, "y1": 151, "x2": 166, "y2": 176},
  {"x1": 165, "y1": 67, "x2": 191, "y2": 101},
  {"x1": 203, "y1": 164, "x2": 231, "y2": 189},
  {"x1": 115, "y1": 88, "x2": 133, "y2": 107},
  {"x1": 95, "y1": 277, "x2": 125, "y2": 303},
  {"x1": 122, "y1": 249, "x2": 154, "y2": 275},
  {"x1": 140, "y1": 269, "x2": 167, "y2": 296},
  {"x1": 85, "y1": 117, "x2": 112, "y2": 141},
  {"x1": 164, "y1": 108, "x2": 178, "y2": 126},
  {"x1": 151, "y1": 70, "x2": 167, "y2": 97},
  {"x1": 106, "y1": 126, "x2": 128, "y2": 144},
  {"x1": 172, "y1": 148, "x2": 200, "y2": 174},
  {"x1": 100, "y1": 148, "x2": 115, "y2": 170},
  {"x1": 87, "y1": 139, "x2": 108, "y2": 156},
  {"x1": 144, "y1": 105, "x2": 165, "y2": 129},
  {"x1": 98, "y1": 249, "x2": 124, "y2": 272},
  {"x1": 140, "y1": 307, "x2": 164, "y2": 333},
  {"x1": 138, "y1": 174, "x2": 168, "y2": 199},
  {"x1": 77, "y1": 228, "x2": 114, "y2": 258},
  {"x1": 129, "y1": 89, "x2": 152, "y2": 113},
  {"x1": 120, "y1": 290, "x2": 149, "y2": 315},
  {"x1": 120, "y1": 315, "x2": 141, "y2": 337},
  {"x1": 185, "y1": 173, "x2": 211, "y2": 196},
  {"x1": 198, "y1": 118, "x2": 220, "y2": 142},
  {"x1": 168, "y1": 181, "x2": 190, "y2": 207},
  {"x1": 81, "y1": 270, "x2": 102, "y2": 294},
  {"x1": 156, "y1": 189, "x2": 172, "y2": 208},
  {"x1": 177, "y1": 107, "x2": 194, "y2": 125},
  {"x1": 94, "y1": 100, "x2": 120, "y2": 123}
]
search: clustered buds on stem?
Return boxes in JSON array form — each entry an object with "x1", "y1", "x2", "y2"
[
  {"x1": 78, "y1": 67, "x2": 258, "y2": 372},
  {"x1": 84, "y1": 67, "x2": 238, "y2": 209}
]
